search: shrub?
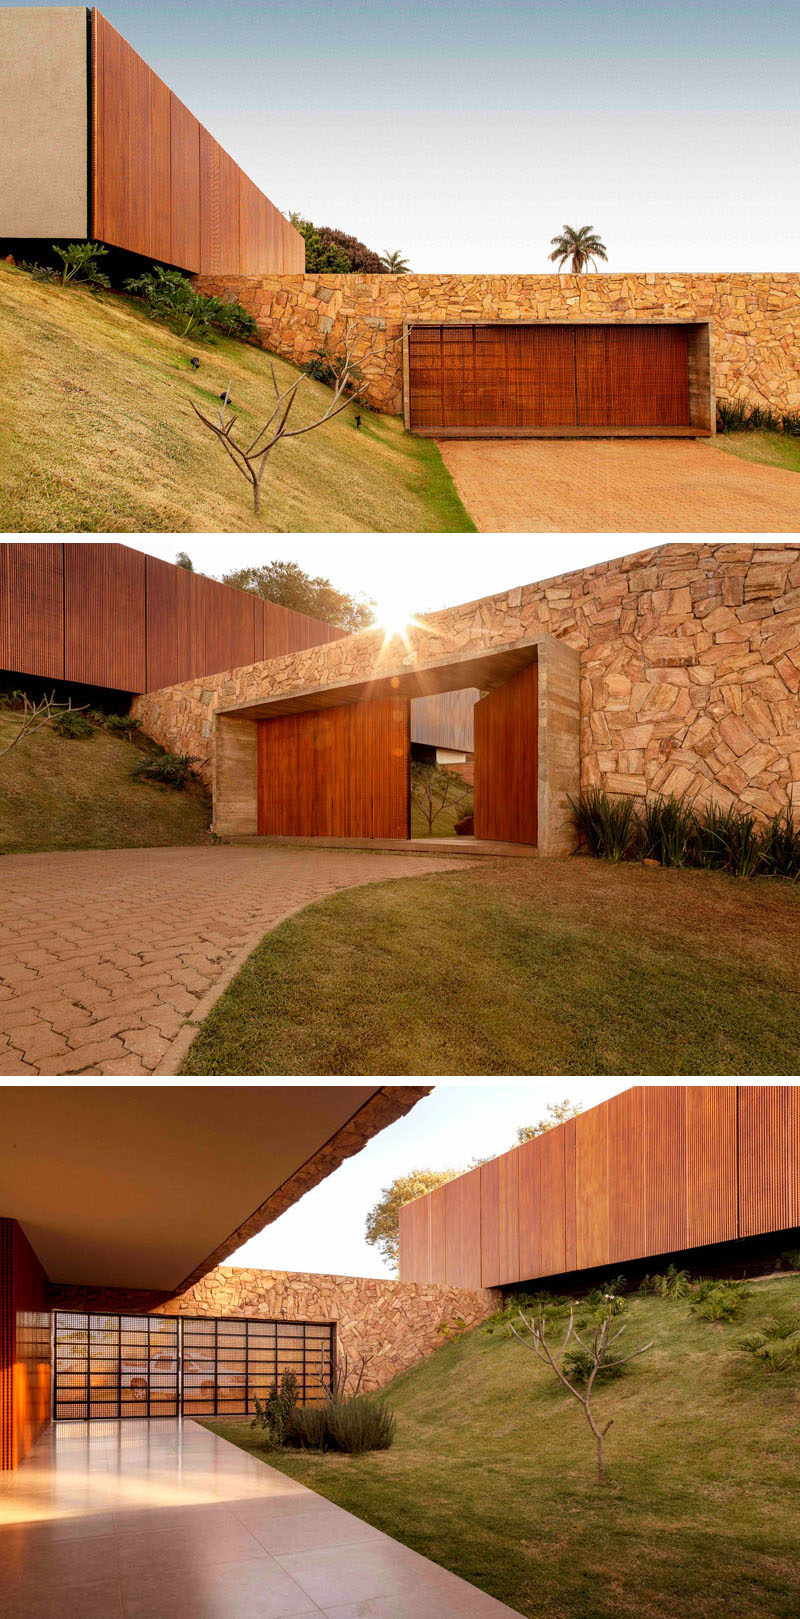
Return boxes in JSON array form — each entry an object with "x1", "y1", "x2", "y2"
[
  {"x1": 780, "y1": 1250, "x2": 800, "y2": 1271},
  {"x1": 639, "y1": 1265, "x2": 692, "y2": 1301},
  {"x1": 640, "y1": 793, "x2": 698, "y2": 867},
  {"x1": 303, "y1": 342, "x2": 364, "y2": 393},
  {"x1": 131, "y1": 752, "x2": 198, "y2": 787},
  {"x1": 53, "y1": 241, "x2": 110, "y2": 289},
  {"x1": 102, "y1": 713, "x2": 141, "y2": 739},
  {"x1": 562, "y1": 1345, "x2": 626, "y2": 1384},
  {"x1": 125, "y1": 266, "x2": 255, "y2": 343},
  {"x1": 759, "y1": 809, "x2": 800, "y2": 881},
  {"x1": 716, "y1": 398, "x2": 781, "y2": 433},
  {"x1": 323, "y1": 1392, "x2": 396, "y2": 1454},
  {"x1": 51, "y1": 709, "x2": 93, "y2": 739},
  {"x1": 290, "y1": 1403, "x2": 329, "y2": 1450},
  {"x1": 736, "y1": 1314, "x2": 800, "y2": 1373},
  {"x1": 213, "y1": 299, "x2": 258, "y2": 340},
  {"x1": 569, "y1": 787, "x2": 640, "y2": 861},
  {"x1": 251, "y1": 1370, "x2": 299, "y2": 1448},
  {"x1": 21, "y1": 260, "x2": 60, "y2": 284},
  {"x1": 690, "y1": 1280, "x2": 751, "y2": 1323}
]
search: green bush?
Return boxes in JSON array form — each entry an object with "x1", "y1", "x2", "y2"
[
  {"x1": 53, "y1": 241, "x2": 110, "y2": 289},
  {"x1": 323, "y1": 1392, "x2": 396, "y2": 1454},
  {"x1": 125, "y1": 265, "x2": 255, "y2": 342},
  {"x1": 690, "y1": 1279, "x2": 751, "y2": 1323},
  {"x1": 51, "y1": 710, "x2": 93, "y2": 739},
  {"x1": 102, "y1": 713, "x2": 141, "y2": 739},
  {"x1": 639, "y1": 1265, "x2": 692, "y2": 1301},
  {"x1": 290, "y1": 1404, "x2": 330, "y2": 1450},
  {"x1": 570, "y1": 790, "x2": 800, "y2": 882},
  {"x1": 251, "y1": 1371, "x2": 299, "y2": 1449},
  {"x1": 21, "y1": 260, "x2": 60, "y2": 284},
  {"x1": 131, "y1": 752, "x2": 198, "y2": 787},
  {"x1": 736, "y1": 1313, "x2": 800, "y2": 1373},
  {"x1": 780, "y1": 1250, "x2": 800, "y2": 1271}
]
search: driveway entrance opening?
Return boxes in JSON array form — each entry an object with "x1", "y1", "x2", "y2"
[
  {"x1": 405, "y1": 320, "x2": 712, "y2": 437},
  {"x1": 53, "y1": 1311, "x2": 334, "y2": 1420}
]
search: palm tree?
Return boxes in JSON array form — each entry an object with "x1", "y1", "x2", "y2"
[
  {"x1": 548, "y1": 225, "x2": 608, "y2": 274},
  {"x1": 381, "y1": 250, "x2": 411, "y2": 274}
]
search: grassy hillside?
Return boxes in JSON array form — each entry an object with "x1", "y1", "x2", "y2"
[
  {"x1": 0, "y1": 261, "x2": 475, "y2": 533},
  {"x1": 0, "y1": 707, "x2": 211, "y2": 853},
  {"x1": 714, "y1": 430, "x2": 800, "y2": 475},
  {"x1": 206, "y1": 1271, "x2": 800, "y2": 1619}
]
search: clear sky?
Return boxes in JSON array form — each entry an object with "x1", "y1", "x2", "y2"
[
  {"x1": 230, "y1": 1081, "x2": 626, "y2": 1278},
  {"x1": 16, "y1": 0, "x2": 800, "y2": 272}
]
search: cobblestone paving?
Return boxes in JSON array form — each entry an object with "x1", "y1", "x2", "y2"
[
  {"x1": 0, "y1": 845, "x2": 463, "y2": 1077},
  {"x1": 437, "y1": 439, "x2": 800, "y2": 532}
]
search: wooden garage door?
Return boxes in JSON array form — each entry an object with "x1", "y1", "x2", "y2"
[
  {"x1": 407, "y1": 324, "x2": 690, "y2": 434},
  {"x1": 473, "y1": 661, "x2": 538, "y2": 845},
  {"x1": 257, "y1": 697, "x2": 410, "y2": 839}
]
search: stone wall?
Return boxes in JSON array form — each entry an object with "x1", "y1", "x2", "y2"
[
  {"x1": 194, "y1": 271, "x2": 800, "y2": 417},
  {"x1": 133, "y1": 543, "x2": 800, "y2": 825},
  {"x1": 50, "y1": 1267, "x2": 496, "y2": 1393}
]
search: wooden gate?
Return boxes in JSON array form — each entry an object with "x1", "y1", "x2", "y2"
[
  {"x1": 257, "y1": 697, "x2": 410, "y2": 839},
  {"x1": 407, "y1": 323, "x2": 691, "y2": 435},
  {"x1": 473, "y1": 661, "x2": 538, "y2": 845}
]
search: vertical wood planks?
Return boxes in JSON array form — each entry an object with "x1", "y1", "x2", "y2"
[
  {"x1": 257, "y1": 698, "x2": 410, "y2": 840},
  {"x1": 738, "y1": 1086, "x2": 800, "y2": 1236},
  {"x1": 444, "y1": 1167, "x2": 482, "y2": 1290},
  {"x1": 92, "y1": 11, "x2": 303, "y2": 275},
  {"x1": 607, "y1": 1087, "x2": 647, "y2": 1262},
  {"x1": 429, "y1": 1186, "x2": 447, "y2": 1284},
  {"x1": 473, "y1": 659, "x2": 538, "y2": 845},
  {"x1": 64, "y1": 543, "x2": 146, "y2": 690},
  {"x1": 645, "y1": 1085, "x2": 688, "y2": 1256},
  {"x1": 686, "y1": 1086, "x2": 738, "y2": 1247},
  {"x1": 1, "y1": 543, "x2": 64, "y2": 681},
  {"x1": 574, "y1": 1105, "x2": 609, "y2": 1269}
]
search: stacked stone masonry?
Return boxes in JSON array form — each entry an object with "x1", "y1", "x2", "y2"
[
  {"x1": 50, "y1": 1268, "x2": 497, "y2": 1394},
  {"x1": 133, "y1": 544, "x2": 800, "y2": 824},
  {"x1": 193, "y1": 272, "x2": 800, "y2": 416}
]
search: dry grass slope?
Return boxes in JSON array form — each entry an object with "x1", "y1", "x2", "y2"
[{"x1": 0, "y1": 263, "x2": 475, "y2": 533}]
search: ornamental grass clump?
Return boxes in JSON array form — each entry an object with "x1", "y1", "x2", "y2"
[
  {"x1": 569, "y1": 786, "x2": 640, "y2": 861},
  {"x1": 570, "y1": 790, "x2": 800, "y2": 881}
]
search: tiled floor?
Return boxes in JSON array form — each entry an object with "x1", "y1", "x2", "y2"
[
  {"x1": 0, "y1": 1420, "x2": 520, "y2": 1619},
  {"x1": 0, "y1": 844, "x2": 465, "y2": 1077},
  {"x1": 437, "y1": 437, "x2": 800, "y2": 532}
]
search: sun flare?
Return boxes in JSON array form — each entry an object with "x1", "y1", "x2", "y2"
[{"x1": 373, "y1": 595, "x2": 420, "y2": 641}]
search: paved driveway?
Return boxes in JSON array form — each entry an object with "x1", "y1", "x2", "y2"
[
  {"x1": 437, "y1": 438, "x2": 800, "y2": 532},
  {"x1": 0, "y1": 845, "x2": 463, "y2": 1077}
]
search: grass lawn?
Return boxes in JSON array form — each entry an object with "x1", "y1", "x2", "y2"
[
  {"x1": 180, "y1": 855, "x2": 800, "y2": 1075},
  {"x1": 203, "y1": 1272, "x2": 800, "y2": 1619},
  {"x1": 0, "y1": 709, "x2": 211, "y2": 852},
  {"x1": 713, "y1": 430, "x2": 800, "y2": 475},
  {"x1": 0, "y1": 261, "x2": 475, "y2": 533}
]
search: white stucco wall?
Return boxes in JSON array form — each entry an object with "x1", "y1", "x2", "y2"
[{"x1": 0, "y1": 7, "x2": 88, "y2": 239}]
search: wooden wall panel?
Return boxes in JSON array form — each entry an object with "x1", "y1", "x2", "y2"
[
  {"x1": 444, "y1": 1168, "x2": 482, "y2": 1290},
  {"x1": 574, "y1": 1106, "x2": 609, "y2": 1270},
  {"x1": 563, "y1": 1116, "x2": 577, "y2": 1271},
  {"x1": 144, "y1": 554, "x2": 193, "y2": 692},
  {"x1": 517, "y1": 1134, "x2": 543, "y2": 1281},
  {"x1": 0, "y1": 1219, "x2": 12, "y2": 1471},
  {"x1": 401, "y1": 1196, "x2": 431, "y2": 1285},
  {"x1": 64, "y1": 543, "x2": 146, "y2": 690},
  {"x1": 1, "y1": 1219, "x2": 51, "y2": 1472},
  {"x1": 607, "y1": 1088, "x2": 647, "y2": 1263},
  {"x1": 257, "y1": 697, "x2": 409, "y2": 840},
  {"x1": 93, "y1": 11, "x2": 303, "y2": 275},
  {"x1": 479, "y1": 1158, "x2": 501, "y2": 1288},
  {"x1": 473, "y1": 660, "x2": 538, "y2": 845},
  {"x1": 738, "y1": 1086, "x2": 800, "y2": 1237},
  {"x1": 1, "y1": 543, "x2": 64, "y2": 681},
  {"x1": 645, "y1": 1085, "x2": 688, "y2": 1256},
  {"x1": 429, "y1": 1186, "x2": 448, "y2": 1285},
  {"x1": 686, "y1": 1086, "x2": 738, "y2": 1248}
]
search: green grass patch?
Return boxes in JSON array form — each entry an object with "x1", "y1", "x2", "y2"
[
  {"x1": 181, "y1": 855, "x2": 800, "y2": 1075},
  {"x1": 0, "y1": 261, "x2": 475, "y2": 533},
  {"x1": 713, "y1": 430, "x2": 800, "y2": 475},
  {"x1": 204, "y1": 1274, "x2": 800, "y2": 1619}
]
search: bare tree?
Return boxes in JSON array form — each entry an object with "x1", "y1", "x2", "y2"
[
  {"x1": 0, "y1": 692, "x2": 88, "y2": 762},
  {"x1": 410, "y1": 761, "x2": 473, "y2": 835},
  {"x1": 191, "y1": 320, "x2": 396, "y2": 517},
  {"x1": 510, "y1": 1299, "x2": 653, "y2": 1484}
]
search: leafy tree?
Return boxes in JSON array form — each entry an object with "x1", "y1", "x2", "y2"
[
  {"x1": 548, "y1": 225, "x2": 608, "y2": 274},
  {"x1": 365, "y1": 1169, "x2": 460, "y2": 1270},
  {"x1": 175, "y1": 551, "x2": 194, "y2": 570},
  {"x1": 288, "y1": 212, "x2": 387, "y2": 274},
  {"x1": 381, "y1": 250, "x2": 411, "y2": 274},
  {"x1": 221, "y1": 559, "x2": 374, "y2": 633},
  {"x1": 516, "y1": 1099, "x2": 582, "y2": 1142}
]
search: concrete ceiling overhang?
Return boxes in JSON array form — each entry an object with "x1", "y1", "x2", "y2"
[
  {"x1": 217, "y1": 632, "x2": 551, "y2": 722},
  {"x1": 0, "y1": 1086, "x2": 428, "y2": 1290}
]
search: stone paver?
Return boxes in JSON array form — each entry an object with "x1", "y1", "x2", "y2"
[
  {"x1": 0, "y1": 845, "x2": 464, "y2": 1077},
  {"x1": 437, "y1": 438, "x2": 800, "y2": 532},
  {"x1": 0, "y1": 1419, "x2": 521, "y2": 1618}
]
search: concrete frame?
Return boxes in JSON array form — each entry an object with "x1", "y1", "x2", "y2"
[
  {"x1": 402, "y1": 318, "x2": 715, "y2": 437},
  {"x1": 212, "y1": 632, "x2": 580, "y2": 857}
]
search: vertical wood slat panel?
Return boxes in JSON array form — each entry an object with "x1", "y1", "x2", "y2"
[
  {"x1": 1, "y1": 543, "x2": 64, "y2": 681},
  {"x1": 257, "y1": 699, "x2": 409, "y2": 839},
  {"x1": 607, "y1": 1087, "x2": 647, "y2": 1263},
  {"x1": 93, "y1": 11, "x2": 302, "y2": 275},
  {"x1": 479, "y1": 1158, "x2": 501, "y2": 1288},
  {"x1": 444, "y1": 1167, "x2": 482, "y2": 1290},
  {"x1": 0, "y1": 1219, "x2": 12, "y2": 1470},
  {"x1": 473, "y1": 660, "x2": 538, "y2": 845},
  {"x1": 645, "y1": 1085, "x2": 688, "y2": 1256},
  {"x1": 574, "y1": 1105, "x2": 609, "y2": 1270},
  {"x1": 686, "y1": 1087, "x2": 738, "y2": 1248},
  {"x1": 429, "y1": 1186, "x2": 447, "y2": 1284},
  {"x1": 738, "y1": 1086, "x2": 797, "y2": 1237},
  {"x1": 63, "y1": 544, "x2": 146, "y2": 690},
  {"x1": 518, "y1": 1131, "x2": 569, "y2": 1281}
]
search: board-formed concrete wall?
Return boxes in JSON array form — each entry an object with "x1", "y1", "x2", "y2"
[
  {"x1": 133, "y1": 543, "x2": 800, "y2": 831},
  {"x1": 0, "y1": 7, "x2": 88, "y2": 239},
  {"x1": 193, "y1": 271, "x2": 800, "y2": 417},
  {"x1": 50, "y1": 1267, "x2": 497, "y2": 1393}
]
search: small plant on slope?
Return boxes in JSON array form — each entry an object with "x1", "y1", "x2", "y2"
[
  {"x1": 131, "y1": 752, "x2": 199, "y2": 788},
  {"x1": 691, "y1": 1279, "x2": 752, "y2": 1323},
  {"x1": 736, "y1": 1312, "x2": 800, "y2": 1374},
  {"x1": 510, "y1": 1297, "x2": 654, "y2": 1485},
  {"x1": 0, "y1": 692, "x2": 89, "y2": 761},
  {"x1": 639, "y1": 1265, "x2": 692, "y2": 1301},
  {"x1": 53, "y1": 241, "x2": 110, "y2": 289}
]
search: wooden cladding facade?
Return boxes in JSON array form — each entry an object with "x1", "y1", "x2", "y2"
[
  {"x1": 91, "y1": 11, "x2": 303, "y2": 274},
  {"x1": 398, "y1": 1086, "x2": 800, "y2": 1289},
  {"x1": 473, "y1": 660, "x2": 538, "y2": 844},
  {"x1": 0, "y1": 1220, "x2": 51, "y2": 1471},
  {"x1": 257, "y1": 698, "x2": 411, "y2": 839},
  {"x1": 406, "y1": 322, "x2": 695, "y2": 436},
  {"x1": 0, "y1": 543, "x2": 343, "y2": 694}
]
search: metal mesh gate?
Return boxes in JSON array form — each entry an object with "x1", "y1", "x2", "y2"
[{"x1": 53, "y1": 1313, "x2": 334, "y2": 1421}]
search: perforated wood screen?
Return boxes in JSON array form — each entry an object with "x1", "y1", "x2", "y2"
[
  {"x1": 407, "y1": 323, "x2": 691, "y2": 435},
  {"x1": 53, "y1": 1313, "x2": 334, "y2": 1420}
]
